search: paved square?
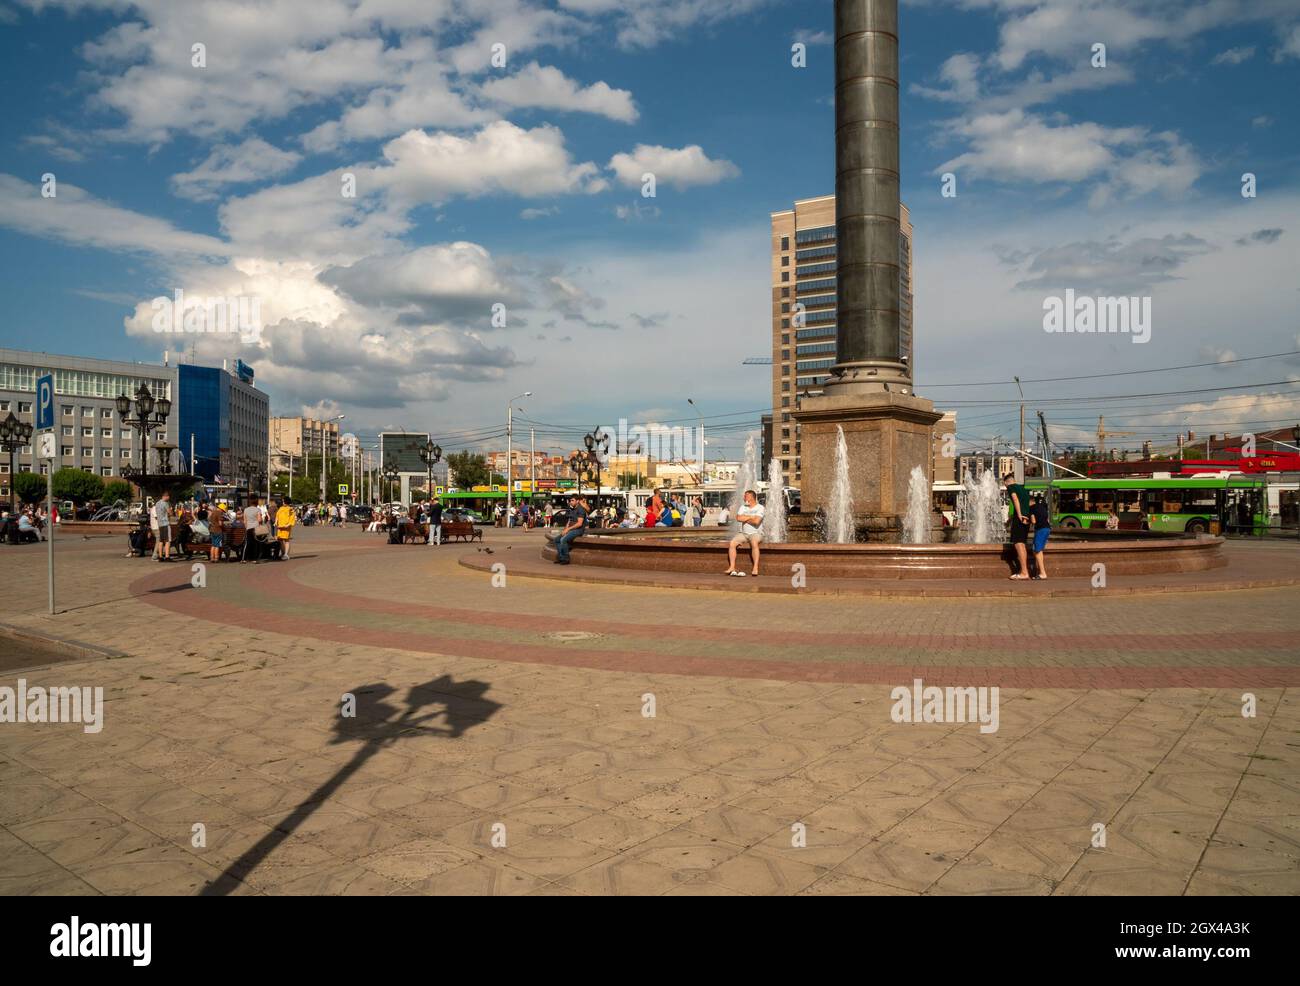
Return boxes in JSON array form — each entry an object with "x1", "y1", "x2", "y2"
[{"x1": 1, "y1": 525, "x2": 1297, "y2": 895}]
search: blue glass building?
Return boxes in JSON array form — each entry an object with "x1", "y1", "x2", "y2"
[{"x1": 177, "y1": 362, "x2": 268, "y2": 484}]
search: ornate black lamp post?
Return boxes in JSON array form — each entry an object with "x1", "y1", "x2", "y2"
[
  {"x1": 1, "y1": 411, "x2": 34, "y2": 512},
  {"x1": 382, "y1": 463, "x2": 399, "y2": 504},
  {"x1": 418, "y1": 440, "x2": 442, "y2": 503},
  {"x1": 116, "y1": 384, "x2": 171, "y2": 480},
  {"x1": 237, "y1": 456, "x2": 260, "y2": 498},
  {"x1": 566, "y1": 451, "x2": 587, "y2": 496},
  {"x1": 580, "y1": 427, "x2": 609, "y2": 496}
]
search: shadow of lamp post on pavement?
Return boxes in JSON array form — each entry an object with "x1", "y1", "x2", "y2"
[{"x1": 200, "y1": 674, "x2": 502, "y2": 896}]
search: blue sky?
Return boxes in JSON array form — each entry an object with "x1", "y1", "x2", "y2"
[{"x1": 1, "y1": 0, "x2": 1298, "y2": 459}]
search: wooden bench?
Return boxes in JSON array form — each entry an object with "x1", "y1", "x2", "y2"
[{"x1": 443, "y1": 520, "x2": 482, "y2": 542}]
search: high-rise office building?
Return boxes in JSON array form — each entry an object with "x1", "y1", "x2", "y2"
[
  {"x1": 769, "y1": 195, "x2": 913, "y2": 484},
  {"x1": 177, "y1": 359, "x2": 268, "y2": 482}
]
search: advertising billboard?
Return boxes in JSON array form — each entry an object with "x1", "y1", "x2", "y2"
[{"x1": 379, "y1": 432, "x2": 428, "y2": 473}]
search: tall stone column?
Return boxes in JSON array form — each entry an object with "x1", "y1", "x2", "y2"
[
  {"x1": 833, "y1": 0, "x2": 908, "y2": 388},
  {"x1": 794, "y1": 0, "x2": 941, "y2": 536}
]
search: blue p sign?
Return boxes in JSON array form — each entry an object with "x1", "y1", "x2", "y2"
[{"x1": 35, "y1": 373, "x2": 54, "y2": 430}]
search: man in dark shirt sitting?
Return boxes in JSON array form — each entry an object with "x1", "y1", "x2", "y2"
[{"x1": 553, "y1": 495, "x2": 587, "y2": 565}]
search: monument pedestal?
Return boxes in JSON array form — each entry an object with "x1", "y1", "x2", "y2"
[{"x1": 794, "y1": 389, "x2": 943, "y2": 539}]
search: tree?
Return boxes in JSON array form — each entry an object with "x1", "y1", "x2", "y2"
[
  {"x1": 1065, "y1": 452, "x2": 1091, "y2": 477},
  {"x1": 446, "y1": 451, "x2": 489, "y2": 489},
  {"x1": 13, "y1": 471, "x2": 47, "y2": 504},
  {"x1": 103, "y1": 479, "x2": 134, "y2": 504},
  {"x1": 273, "y1": 456, "x2": 356, "y2": 503},
  {"x1": 51, "y1": 467, "x2": 105, "y2": 505}
]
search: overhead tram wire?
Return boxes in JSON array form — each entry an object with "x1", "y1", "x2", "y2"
[
  {"x1": 917, "y1": 349, "x2": 1300, "y2": 387},
  {"x1": 366, "y1": 349, "x2": 1300, "y2": 452},
  {"x1": 342, "y1": 348, "x2": 1300, "y2": 436},
  {"x1": 933, "y1": 379, "x2": 1300, "y2": 407}
]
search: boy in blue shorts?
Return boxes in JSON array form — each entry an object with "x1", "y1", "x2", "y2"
[{"x1": 1030, "y1": 494, "x2": 1051, "y2": 580}]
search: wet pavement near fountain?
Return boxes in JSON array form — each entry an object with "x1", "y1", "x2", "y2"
[{"x1": 1, "y1": 525, "x2": 1297, "y2": 895}]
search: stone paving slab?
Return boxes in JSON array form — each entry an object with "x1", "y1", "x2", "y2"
[{"x1": 0, "y1": 526, "x2": 1296, "y2": 895}]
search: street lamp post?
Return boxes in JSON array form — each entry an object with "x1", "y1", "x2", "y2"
[
  {"x1": 418, "y1": 440, "x2": 443, "y2": 505},
  {"x1": 583, "y1": 426, "x2": 608, "y2": 497},
  {"x1": 0, "y1": 411, "x2": 34, "y2": 512},
  {"x1": 319, "y1": 414, "x2": 345, "y2": 505},
  {"x1": 506, "y1": 392, "x2": 532, "y2": 527},
  {"x1": 382, "y1": 463, "x2": 399, "y2": 505},
  {"x1": 116, "y1": 383, "x2": 172, "y2": 487},
  {"x1": 117, "y1": 385, "x2": 172, "y2": 476},
  {"x1": 566, "y1": 426, "x2": 608, "y2": 513},
  {"x1": 237, "y1": 456, "x2": 260, "y2": 499},
  {"x1": 687, "y1": 397, "x2": 705, "y2": 485},
  {"x1": 567, "y1": 451, "x2": 594, "y2": 499},
  {"x1": 274, "y1": 449, "x2": 295, "y2": 501}
]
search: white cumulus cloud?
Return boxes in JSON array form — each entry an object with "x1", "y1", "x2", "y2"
[{"x1": 608, "y1": 143, "x2": 739, "y2": 190}]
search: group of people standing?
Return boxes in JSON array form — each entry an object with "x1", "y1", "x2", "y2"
[
  {"x1": 639, "y1": 491, "x2": 706, "y2": 528},
  {"x1": 1003, "y1": 474, "x2": 1052, "y2": 580},
  {"x1": 298, "y1": 502, "x2": 349, "y2": 526},
  {"x1": 494, "y1": 501, "x2": 546, "y2": 528},
  {"x1": 133, "y1": 491, "x2": 297, "y2": 563}
]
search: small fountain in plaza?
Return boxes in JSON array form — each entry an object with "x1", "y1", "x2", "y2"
[
  {"x1": 826, "y1": 425, "x2": 856, "y2": 544},
  {"x1": 761, "y1": 457, "x2": 788, "y2": 543},
  {"x1": 729, "y1": 435, "x2": 760, "y2": 530},
  {"x1": 902, "y1": 465, "x2": 930, "y2": 544},
  {"x1": 958, "y1": 471, "x2": 1006, "y2": 544}
]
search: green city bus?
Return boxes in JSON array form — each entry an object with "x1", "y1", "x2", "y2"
[{"x1": 1023, "y1": 476, "x2": 1268, "y2": 535}]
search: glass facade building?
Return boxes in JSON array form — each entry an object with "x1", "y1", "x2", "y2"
[
  {"x1": 177, "y1": 363, "x2": 269, "y2": 482},
  {"x1": 769, "y1": 196, "x2": 914, "y2": 483}
]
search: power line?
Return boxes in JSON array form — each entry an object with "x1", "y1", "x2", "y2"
[
  {"x1": 919, "y1": 350, "x2": 1300, "y2": 388},
  {"x1": 937, "y1": 379, "x2": 1300, "y2": 407}
]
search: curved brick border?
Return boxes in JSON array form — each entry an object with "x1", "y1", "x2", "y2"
[
  {"x1": 128, "y1": 557, "x2": 1300, "y2": 688},
  {"x1": 540, "y1": 527, "x2": 1230, "y2": 578},
  {"x1": 460, "y1": 551, "x2": 1300, "y2": 598}
]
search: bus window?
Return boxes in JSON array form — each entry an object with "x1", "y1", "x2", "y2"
[
  {"x1": 1282, "y1": 489, "x2": 1300, "y2": 530},
  {"x1": 1183, "y1": 488, "x2": 1218, "y2": 514},
  {"x1": 1116, "y1": 490, "x2": 1143, "y2": 514},
  {"x1": 1084, "y1": 489, "x2": 1115, "y2": 513},
  {"x1": 1143, "y1": 489, "x2": 1182, "y2": 514},
  {"x1": 1225, "y1": 488, "x2": 1263, "y2": 534},
  {"x1": 1057, "y1": 490, "x2": 1085, "y2": 514}
]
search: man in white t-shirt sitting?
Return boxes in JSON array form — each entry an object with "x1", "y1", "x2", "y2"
[{"x1": 725, "y1": 489, "x2": 764, "y2": 577}]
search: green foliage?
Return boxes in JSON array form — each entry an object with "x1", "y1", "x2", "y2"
[
  {"x1": 1065, "y1": 452, "x2": 1091, "y2": 476},
  {"x1": 447, "y1": 451, "x2": 489, "y2": 489},
  {"x1": 272, "y1": 457, "x2": 354, "y2": 502},
  {"x1": 103, "y1": 479, "x2": 134, "y2": 504},
  {"x1": 13, "y1": 471, "x2": 47, "y2": 504},
  {"x1": 51, "y1": 467, "x2": 105, "y2": 505}
]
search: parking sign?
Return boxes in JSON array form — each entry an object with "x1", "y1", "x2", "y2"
[{"x1": 35, "y1": 373, "x2": 54, "y2": 430}]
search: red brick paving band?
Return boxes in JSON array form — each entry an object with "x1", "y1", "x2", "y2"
[{"x1": 130, "y1": 556, "x2": 1300, "y2": 689}]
